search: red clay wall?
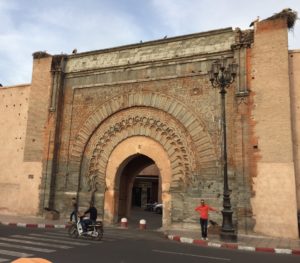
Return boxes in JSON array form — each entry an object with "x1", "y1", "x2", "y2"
[{"x1": 249, "y1": 18, "x2": 298, "y2": 238}]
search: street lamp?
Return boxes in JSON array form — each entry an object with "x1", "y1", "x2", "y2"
[{"x1": 208, "y1": 58, "x2": 238, "y2": 242}]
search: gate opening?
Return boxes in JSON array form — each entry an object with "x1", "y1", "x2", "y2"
[{"x1": 117, "y1": 154, "x2": 162, "y2": 229}]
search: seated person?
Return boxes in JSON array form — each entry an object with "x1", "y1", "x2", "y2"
[{"x1": 81, "y1": 202, "x2": 97, "y2": 232}]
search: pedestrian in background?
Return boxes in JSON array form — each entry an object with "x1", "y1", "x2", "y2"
[
  {"x1": 195, "y1": 199, "x2": 218, "y2": 240},
  {"x1": 69, "y1": 197, "x2": 78, "y2": 223}
]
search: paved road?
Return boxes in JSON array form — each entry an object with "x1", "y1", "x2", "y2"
[{"x1": 0, "y1": 225, "x2": 299, "y2": 262}]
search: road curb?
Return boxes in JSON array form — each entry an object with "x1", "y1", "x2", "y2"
[
  {"x1": 166, "y1": 234, "x2": 300, "y2": 256},
  {"x1": 1, "y1": 222, "x2": 67, "y2": 229}
]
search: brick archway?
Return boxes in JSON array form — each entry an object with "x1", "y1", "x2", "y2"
[
  {"x1": 81, "y1": 107, "x2": 198, "y2": 194},
  {"x1": 104, "y1": 136, "x2": 172, "y2": 227},
  {"x1": 70, "y1": 92, "x2": 216, "y2": 179},
  {"x1": 70, "y1": 92, "x2": 218, "y2": 225}
]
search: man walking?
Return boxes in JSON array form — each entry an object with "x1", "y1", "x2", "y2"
[
  {"x1": 69, "y1": 197, "x2": 78, "y2": 223},
  {"x1": 195, "y1": 199, "x2": 218, "y2": 240}
]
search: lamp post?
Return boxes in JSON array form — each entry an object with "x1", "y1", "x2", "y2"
[{"x1": 208, "y1": 58, "x2": 238, "y2": 242}]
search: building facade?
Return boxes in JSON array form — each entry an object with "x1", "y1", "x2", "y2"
[{"x1": 0, "y1": 10, "x2": 299, "y2": 238}]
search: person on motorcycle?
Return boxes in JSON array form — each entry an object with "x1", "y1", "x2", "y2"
[{"x1": 81, "y1": 202, "x2": 97, "y2": 233}]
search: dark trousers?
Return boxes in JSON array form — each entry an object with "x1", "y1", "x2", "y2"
[
  {"x1": 82, "y1": 219, "x2": 96, "y2": 232},
  {"x1": 200, "y1": 218, "x2": 208, "y2": 238}
]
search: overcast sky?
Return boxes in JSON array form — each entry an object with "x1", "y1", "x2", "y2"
[{"x1": 1, "y1": 0, "x2": 300, "y2": 86}]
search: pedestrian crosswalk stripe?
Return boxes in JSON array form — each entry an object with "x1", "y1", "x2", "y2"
[
  {"x1": 0, "y1": 237, "x2": 71, "y2": 249},
  {"x1": 0, "y1": 242, "x2": 55, "y2": 253},
  {"x1": 53, "y1": 229, "x2": 135, "y2": 239},
  {"x1": 47, "y1": 232, "x2": 121, "y2": 242},
  {"x1": 103, "y1": 235, "x2": 125, "y2": 240},
  {"x1": 106, "y1": 232, "x2": 135, "y2": 238},
  {"x1": 43, "y1": 232, "x2": 72, "y2": 237},
  {"x1": 11, "y1": 235, "x2": 88, "y2": 246},
  {"x1": 55, "y1": 230, "x2": 69, "y2": 234},
  {"x1": 45, "y1": 231, "x2": 119, "y2": 242},
  {"x1": 0, "y1": 258, "x2": 9, "y2": 262},
  {"x1": 37, "y1": 233, "x2": 99, "y2": 244},
  {"x1": 101, "y1": 238, "x2": 115, "y2": 241},
  {"x1": 0, "y1": 248, "x2": 33, "y2": 258}
]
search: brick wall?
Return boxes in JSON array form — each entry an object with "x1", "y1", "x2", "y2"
[
  {"x1": 249, "y1": 18, "x2": 298, "y2": 238},
  {"x1": 289, "y1": 50, "x2": 300, "y2": 213},
  {"x1": 24, "y1": 54, "x2": 53, "y2": 162},
  {"x1": 0, "y1": 84, "x2": 42, "y2": 215}
]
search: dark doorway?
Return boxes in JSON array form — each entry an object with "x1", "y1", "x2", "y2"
[
  {"x1": 132, "y1": 174, "x2": 159, "y2": 208},
  {"x1": 132, "y1": 187, "x2": 142, "y2": 207}
]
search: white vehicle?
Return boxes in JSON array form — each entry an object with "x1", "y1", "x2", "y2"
[{"x1": 153, "y1": 203, "x2": 163, "y2": 214}]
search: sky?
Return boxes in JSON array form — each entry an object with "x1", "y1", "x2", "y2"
[{"x1": 0, "y1": 0, "x2": 300, "y2": 86}]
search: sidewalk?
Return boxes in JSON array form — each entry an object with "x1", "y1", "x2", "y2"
[
  {"x1": 0, "y1": 213, "x2": 300, "y2": 256},
  {"x1": 0, "y1": 214, "x2": 67, "y2": 228}
]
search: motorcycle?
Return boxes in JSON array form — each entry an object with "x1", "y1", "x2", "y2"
[{"x1": 68, "y1": 216, "x2": 103, "y2": 241}]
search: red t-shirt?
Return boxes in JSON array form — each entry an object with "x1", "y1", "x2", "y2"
[{"x1": 195, "y1": 204, "x2": 216, "y2": 219}]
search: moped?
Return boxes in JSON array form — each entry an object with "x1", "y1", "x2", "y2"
[{"x1": 68, "y1": 216, "x2": 103, "y2": 241}]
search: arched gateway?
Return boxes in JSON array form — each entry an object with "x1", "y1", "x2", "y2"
[
  {"x1": 104, "y1": 136, "x2": 171, "y2": 226},
  {"x1": 68, "y1": 92, "x2": 217, "y2": 228}
]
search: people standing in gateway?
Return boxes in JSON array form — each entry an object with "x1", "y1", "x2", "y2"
[{"x1": 195, "y1": 199, "x2": 218, "y2": 240}]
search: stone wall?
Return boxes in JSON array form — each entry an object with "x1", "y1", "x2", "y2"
[
  {"x1": 64, "y1": 28, "x2": 235, "y2": 74},
  {"x1": 49, "y1": 28, "x2": 248, "y2": 230}
]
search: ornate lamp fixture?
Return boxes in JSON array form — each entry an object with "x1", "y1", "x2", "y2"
[{"x1": 208, "y1": 58, "x2": 238, "y2": 242}]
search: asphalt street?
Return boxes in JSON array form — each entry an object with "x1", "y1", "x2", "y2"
[{"x1": 0, "y1": 225, "x2": 298, "y2": 263}]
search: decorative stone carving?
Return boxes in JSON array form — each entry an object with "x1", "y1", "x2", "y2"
[
  {"x1": 70, "y1": 92, "x2": 218, "y2": 202},
  {"x1": 81, "y1": 107, "x2": 200, "y2": 194}
]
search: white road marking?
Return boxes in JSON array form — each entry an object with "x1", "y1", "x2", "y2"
[
  {"x1": 0, "y1": 242, "x2": 55, "y2": 253},
  {"x1": 29, "y1": 233, "x2": 97, "y2": 244},
  {"x1": 0, "y1": 237, "x2": 71, "y2": 249},
  {"x1": 101, "y1": 238, "x2": 116, "y2": 242},
  {"x1": 43, "y1": 232, "x2": 72, "y2": 237},
  {"x1": 104, "y1": 235, "x2": 126, "y2": 240},
  {"x1": 238, "y1": 245, "x2": 255, "y2": 251},
  {"x1": 0, "y1": 249, "x2": 33, "y2": 258},
  {"x1": 0, "y1": 258, "x2": 9, "y2": 262},
  {"x1": 39, "y1": 233, "x2": 100, "y2": 244},
  {"x1": 153, "y1": 249, "x2": 231, "y2": 261},
  {"x1": 208, "y1": 242, "x2": 222, "y2": 248},
  {"x1": 12, "y1": 235, "x2": 88, "y2": 246},
  {"x1": 107, "y1": 234, "x2": 135, "y2": 239},
  {"x1": 180, "y1": 237, "x2": 194, "y2": 244},
  {"x1": 274, "y1": 248, "x2": 292, "y2": 254}
]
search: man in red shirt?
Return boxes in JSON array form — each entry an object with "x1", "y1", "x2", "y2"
[{"x1": 195, "y1": 199, "x2": 218, "y2": 240}]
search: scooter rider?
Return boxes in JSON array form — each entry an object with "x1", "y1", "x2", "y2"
[{"x1": 82, "y1": 202, "x2": 97, "y2": 233}]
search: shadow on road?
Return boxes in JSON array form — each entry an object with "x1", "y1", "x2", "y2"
[{"x1": 127, "y1": 207, "x2": 162, "y2": 230}]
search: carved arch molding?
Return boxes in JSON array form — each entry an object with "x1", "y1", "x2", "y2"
[{"x1": 69, "y1": 92, "x2": 217, "y2": 194}]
